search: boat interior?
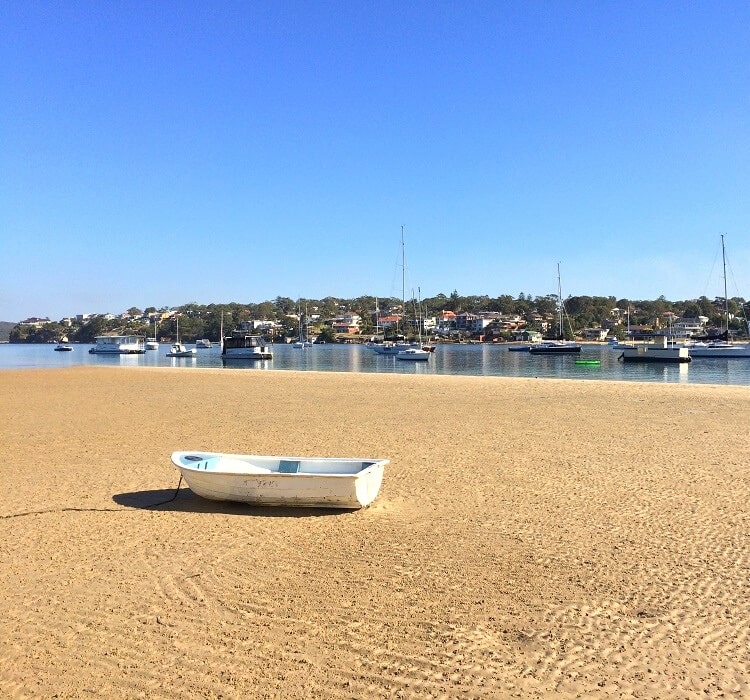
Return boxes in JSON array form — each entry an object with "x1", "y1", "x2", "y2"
[{"x1": 179, "y1": 454, "x2": 376, "y2": 475}]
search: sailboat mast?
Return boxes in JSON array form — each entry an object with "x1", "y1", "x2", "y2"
[
  {"x1": 401, "y1": 225, "x2": 406, "y2": 335},
  {"x1": 557, "y1": 262, "x2": 563, "y2": 339},
  {"x1": 721, "y1": 234, "x2": 729, "y2": 335}
]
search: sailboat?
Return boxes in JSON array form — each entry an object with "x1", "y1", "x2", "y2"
[
  {"x1": 397, "y1": 289, "x2": 430, "y2": 361},
  {"x1": 529, "y1": 263, "x2": 582, "y2": 354},
  {"x1": 293, "y1": 302, "x2": 313, "y2": 348},
  {"x1": 609, "y1": 305, "x2": 636, "y2": 349},
  {"x1": 372, "y1": 226, "x2": 420, "y2": 356},
  {"x1": 146, "y1": 318, "x2": 159, "y2": 350},
  {"x1": 166, "y1": 316, "x2": 196, "y2": 357},
  {"x1": 685, "y1": 235, "x2": 750, "y2": 358}
]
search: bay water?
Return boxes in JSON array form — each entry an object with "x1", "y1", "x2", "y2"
[{"x1": 2, "y1": 343, "x2": 750, "y2": 386}]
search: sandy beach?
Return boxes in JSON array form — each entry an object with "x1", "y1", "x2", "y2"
[{"x1": 1, "y1": 367, "x2": 748, "y2": 698}]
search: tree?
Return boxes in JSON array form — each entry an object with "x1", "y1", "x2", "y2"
[{"x1": 317, "y1": 326, "x2": 337, "y2": 343}]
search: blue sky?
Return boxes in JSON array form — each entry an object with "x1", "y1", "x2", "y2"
[{"x1": 2, "y1": 1, "x2": 749, "y2": 321}]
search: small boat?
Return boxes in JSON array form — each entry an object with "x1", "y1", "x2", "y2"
[
  {"x1": 195, "y1": 339, "x2": 212, "y2": 349},
  {"x1": 508, "y1": 345, "x2": 531, "y2": 352},
  {"x1": 54, "y1": 343, "x2": 73, "y2": 352},
  {"x1": 396, "y1": 347, "x2": 430, "y2": 361},
  {"x1": 171, "y1": 451, "x2": 389, "y2": 509},
  {"x1": 166, "y1": 342, "x2": 196, "y2": 358},
  {"x1": 166, "y1": 317, "x2": 196, "y2": 357}
]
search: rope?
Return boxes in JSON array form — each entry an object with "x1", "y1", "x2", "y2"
[
  {"x1": 0, "y1": 475, "x2": 185, "y2": 519},
  {"x1": 146, "y1": 474, "x2": 184, "y2": 508}
]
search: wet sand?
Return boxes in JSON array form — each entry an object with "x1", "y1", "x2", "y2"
[{"x1": 1, "y1": 367, "x2": 749, "y2": 698}]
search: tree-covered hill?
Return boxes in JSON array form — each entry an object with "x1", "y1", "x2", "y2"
[{"x1": 0, "y1": 321, "x2": 16, "y2": 342}]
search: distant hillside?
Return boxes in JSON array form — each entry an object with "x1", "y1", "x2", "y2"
[{"x1": 0, "y1": 321, "x2": 16, "y2": 342}]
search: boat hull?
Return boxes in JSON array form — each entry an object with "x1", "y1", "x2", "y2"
[
  {"x1": 222, "y1": 349, "x2": 273, "y2": 360},
  {"x1": 620, "y1": 347, "x2": 691, "y2": 363},
  {"x1": 396, "y1": 349, "x2": 430, "y2": 361},
  {"x1": 371, "y1": 343, "x2": 415, "y2": 355},
  {"x1": 89, "y1": 335, "x2": 146, "y2": 354},
  {"x1": 687, "y1": 344, "x2": 750, "y2": 358},
  {"x1": 222, "y1": 334, "x2": 273, "y2": 360},
  {"x1": 171, "y1": 451, "x2": 388, "y2": 509},
  {"x1": 528, "y1": 343, "x2": 582, "y2": 354}
]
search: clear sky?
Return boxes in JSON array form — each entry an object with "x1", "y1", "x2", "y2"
[{"x1": 2, "y1": 1, "x2": 749, "y2": 322}]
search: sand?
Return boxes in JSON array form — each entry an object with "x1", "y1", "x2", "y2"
[{"x1": 0, "y1": 366, "x2": 748, "y2": 698}]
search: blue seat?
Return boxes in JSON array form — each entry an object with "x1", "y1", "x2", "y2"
[{"x1": 278, "y1": 459, "x2": 300, "y2": 473}]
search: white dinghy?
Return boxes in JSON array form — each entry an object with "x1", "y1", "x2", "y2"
[{"x1": 171, "y1": 451, "x2": 389, "y2": 509}]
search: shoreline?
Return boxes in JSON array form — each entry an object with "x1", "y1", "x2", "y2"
[{"x1": 1, "y1": 367, "x2": 749, "y2": 697}]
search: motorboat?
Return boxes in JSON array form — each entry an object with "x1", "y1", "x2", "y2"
[
  {"x1": 221, "y1": 333, "x2": 273, "y2": 360},
  {"x1": 195, "y1": 339, "x2": 212, "y2": 349},
  {"x1": 684, "y1": 340, "x2": 750, "y2": 358},
  {"x1": 89, "y1": 335, "x2": 146, "y2": 354},
  {"x1": 396, "y1": 347, "x2": 430, "y2": 361},
  {"x1": 166, "y1": 342, "x2": 196, "y2": 358},
  {"x1": 171, "y1": 451, "x2": 389, "y2": 509},
  {"x1": 618, "y1": 337, "x2": 691, "y2": 363},
  {"x1": 529, "y1": 341, "x2": 581, "y2": 355},
  {"x1": 371, "y1": 341, "x2": 416, "y2": 355}
]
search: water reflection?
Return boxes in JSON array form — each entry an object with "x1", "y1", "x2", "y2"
[{"x1": 1, "y1": 342, "x2": 750, "y2": 386}]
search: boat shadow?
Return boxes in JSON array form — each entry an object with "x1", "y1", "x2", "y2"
[{"x1": 112, "y1": 487, "x2": 356, "y2": 517}]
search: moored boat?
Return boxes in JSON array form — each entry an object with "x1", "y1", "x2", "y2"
[
  {"x1": 396, "y1": 347, "x2": 430, "y2": 361},
  {"x1": 618, "y1": 337, "x2": 691, "y2": 363},
  {"x1": 529, "y1": 264, "x2": 581, "y2": 355},
  {"x1": 529, "y1": 341, "x2": 582, "y2": 355},
  {"x1": 89, "y1": 335, "x2": 146, "y2": 354},
  {"x1": 195, "y1": 338, "x2": 212, "y2": 349},
  {"x1": 684, "y1": 236, "x2": 750, "y2": 359},
  {"x1": 54, "y1": 343, "x2": 73, "y2": 351},
  {"x1": 685, "y1": 339, "x2": 750, "y2": 358},
  {"x1": 171, "y1": 451, "x2": 389, "y2": 509},
  {"x1": 221, "y1": 332, "x2": 273, "y2": 360},
  {"x1": 166, "y1": 317, "x2": 196, "y2": 357},
  {"x1": 166, "y1": 342, "x2": 196, "y2": 357},
  {"x1": 146, "y1": 319, "x2": 160, "y2": 349}
]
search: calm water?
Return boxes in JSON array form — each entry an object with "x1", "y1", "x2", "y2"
[{"x1": 2, "y1": 343, "x2": 750, "y2": 386}]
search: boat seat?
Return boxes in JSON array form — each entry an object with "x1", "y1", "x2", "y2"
[
  {"x1": 278, "y1": 459, "x2": 300, "y2": 473},
  {"x1": 200, "y1": 457, "x2": 272, "y2": 474}
]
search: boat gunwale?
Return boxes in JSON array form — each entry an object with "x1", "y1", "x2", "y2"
[{"x1": 171, "y1": 451, "x2": 389, "y2": 477}]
